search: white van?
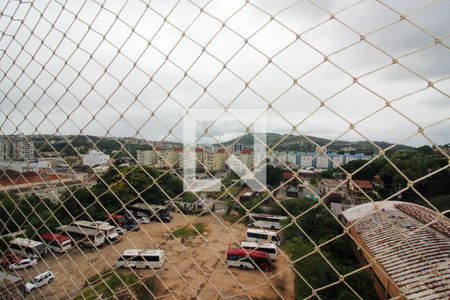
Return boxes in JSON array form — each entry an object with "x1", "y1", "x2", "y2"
[
  {"x1": 240, "y1": 241, "x2": 278, "y2": 261},
  {"x1": 9, "y1": 238, "x2": 48, "y2": 259},
  {"x1": 117, "y1": 249, "x2": 165, "y2": 269},
  {"x1": 246, "y1": 229, "x2": 281, "y2": 246}
]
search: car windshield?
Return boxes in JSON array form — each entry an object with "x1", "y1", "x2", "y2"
[{"x1": 29, "y1": 276, "x2": 40, "y2": 284}]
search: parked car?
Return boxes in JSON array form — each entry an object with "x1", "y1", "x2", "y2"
[
  {"x1": 138, "y1": 217, "x2": 150, "y2": 224},
  {"x1": 26, "y1": 271, "x2": 55, "y2": 293},
  {"x1": 0, "y1": 253, "x2": 21, "y2": 268},
  {"x1": 9, "y1": 258, "x2": 37, "y2": 270},
  {"x1": 123, "y1": 213, "x2": 140, "y2": 231},
  {"x1": 115, "y1": 227, "x2": 126, "y2": 235}
]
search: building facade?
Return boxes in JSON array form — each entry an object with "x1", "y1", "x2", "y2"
[
  {"x1": 0, "y1": 134, "x2": 34, "y2": 161},
  {"x1": 82, "y1": 149, "x2": 110, "y2": 167},
  {"x1": 268, "y1": 151, "x2": 372, "y2": 170}
]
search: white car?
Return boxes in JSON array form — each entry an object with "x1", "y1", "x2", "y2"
[
  {"x1": 9, "y1": 258, "x2": 37, "y2": 270},
  {"x1": 115, "y1": 227, "x2": 126, "y2": 235},
  {"x1": 26, "y1": 271, "x2": 55, "y2": 293},
  {"x1": 138, "y1": 217, "x2": 150, "y2": 224}
]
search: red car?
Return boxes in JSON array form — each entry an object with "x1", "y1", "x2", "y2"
[{"x1": 0, "y1": 253, "x2": 22, "y2": 268}]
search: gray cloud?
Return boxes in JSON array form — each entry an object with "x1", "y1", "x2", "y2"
[{"x1": 0, "y1": 0, "x2": 449, "y2": 147}]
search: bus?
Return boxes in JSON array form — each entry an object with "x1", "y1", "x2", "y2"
[
  {"x1": 127, "y1": 202, "x2": 172, "y2": 222},
  {"x1": 9, "y1": 238, "x2": 48, "y2": 259},
  {"x1": 240, "y1": 241, "x2": 278, "y2": 261},
  {"x1": 56, "y1": 225, "x2": 105, "y2": 248},
  {"x1": 226, "y1": 248, "x2": 272, "y2": 271},
  {"x1": 246, "y1": 213, "x2": 288, "y2": 230},
  {"x1": 117, "y1": 249, "x2": 165, "y2": 269},
  {"x1": 246, "y1": 229, "x2": 281, "y2": 246},
  {"x1": 39, "y1": 233, "x2": 73, "y2": 253},
  {"x1": 72, "y1": 220, "x2": 119, "y2": 243}
]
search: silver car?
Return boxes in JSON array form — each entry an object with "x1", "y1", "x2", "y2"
[
  {"x1": 9, "y1": 258, "x2": 37, "y2": 270},
  {"x1": 26, "y1": 271, "x2": 55, "y2": 293}
]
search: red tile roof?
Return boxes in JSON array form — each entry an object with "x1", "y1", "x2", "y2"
[
  {"x1": 373, "y1": 175, "x2": 384, "y2": 185},
  {"x1": 343, "y1": 201, "x2": 450, "y2": 299},
  {"x1": 352, "y1": 180, "x2": 373, "y2": 190},
  {"x1": 0, "y1": 173, "x2": 62, "y2": 186},
  {"x1": 282, "y1": 171, "x2": 294, "y2": 180}
]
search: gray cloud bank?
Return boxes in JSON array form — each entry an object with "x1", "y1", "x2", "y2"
[{"x1": 0, "y1": 0, "x2": 449, "y2": 147}]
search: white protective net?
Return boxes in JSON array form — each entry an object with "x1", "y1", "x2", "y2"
[{"x1": 0, "y1": 0, "x2": 449, "y2": 299}]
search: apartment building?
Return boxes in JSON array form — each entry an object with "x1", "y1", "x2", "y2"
[
  {"x1": 137, "y1": 146, "x2": 258, "y2": 173},
  {"x1": 136, "y1": 149, "x2": 158, "y2": 166},
  {"x1": 268, "y1": 151, "x2": 372, "y2": 169},
  {"x1": 0, "y1": 134, "x2": 34, "y2": 161},
  {"x1": 203, "y1": 149, "x2": 227, "y2": 171},
  {"x1": 158, "y1": 148, "x2": 181, "y2": 169},
  {"x1": 82, "y1": 149, "x2": 110, "y2": 167}
]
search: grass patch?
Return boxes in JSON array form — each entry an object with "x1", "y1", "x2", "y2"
[
  {"x1": 213, "y1": 185, "x2": 241, "y2": 200},
  {"x1": 222, "y1": 214, "x2": 241, "y2": 223},
  {"x1": 75, "y1": 271, "x2": 145, "y2": 300},
  {"x1": 173, "y1": 223, "x2": 205, "y2": 238}
]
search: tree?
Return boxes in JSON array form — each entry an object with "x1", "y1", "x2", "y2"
[{"x1": 266, "y1": 165, "x2": 283, "y2": 188}]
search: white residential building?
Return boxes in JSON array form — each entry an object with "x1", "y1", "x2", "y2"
[
  {"x1": 0, "y1": 134, "x2": 34, "y2": 161},
  {"x1": 136, "y1": 149, "x2": 158, "y2": 166},
  {"x1": 271, "y1": 151, "x2": 372, "y2": 169},
  {"x1": 315, "y1": 154, "x2": 330, "y2": 169},
  {"x1": 286, "y1": 151, "x2": 297, "y2": 166},
  {"x1": 300, "y1": 153, "x2": 314, "y2": 168},
  {"x1": 331, "y1": 154, "x2": 345, "y2": 168},
  {"x1": 82, "y1": 150, "x2": 110, "y2": 167},
  {"x1": 204, "y1": 150, "x2": 227, "y2": 171}
]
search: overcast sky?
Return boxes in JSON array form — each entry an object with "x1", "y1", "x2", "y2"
[{"x1": 0, "y1": 0, "x2": 449, "y2": 147}]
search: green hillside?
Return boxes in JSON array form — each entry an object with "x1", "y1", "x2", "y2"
[{"x1": 217, "y1": 132, "x2": 411, "y2": 154}]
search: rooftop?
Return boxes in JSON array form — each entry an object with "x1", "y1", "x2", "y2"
[
  {"x1": 40, "y1": 233, "x2": 70, "y2": 242},
  {"x1": 320, "y1": 179, "x2": 343, "y2": 186},
  {"x1": 351, "y1": 180, "x2": 373, "y2": 190},
  {"x1": 281, "y1": 171, "x2": 294, "y2": 180},
  {"x1": 343, "y1": 201, "x2": 450, "y2": 299},
  {"x1": 0, "y1": 173, "x2": 62, "y2": 186},
  {"x1": 122, "y1": 249, "x2": 164, "y2": 256}
]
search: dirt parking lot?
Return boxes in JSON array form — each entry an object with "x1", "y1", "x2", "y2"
[{"x1": 15, "y1": 212, "x2": 294, "y2": 299}]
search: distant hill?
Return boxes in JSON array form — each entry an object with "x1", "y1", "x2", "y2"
[
  {"x1": 32, "y1": 134, "x2": 178, "y2": 156},
  {"x1": 30, "y1": 133, "x2": 411, "y2": 157},
  {"x1": 216, "y1": 132, "x2": 411, "y2": 154}
]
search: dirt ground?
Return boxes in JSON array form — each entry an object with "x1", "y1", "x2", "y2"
[{"x1": 15, "y1": 212, "x2": 295, "y2": 300}]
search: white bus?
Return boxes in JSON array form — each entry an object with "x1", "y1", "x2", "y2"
[
  {"x1": 39, "y1": 233, "x2": 73, "y2": 253},
  {"x1": 9, "y1": 238, "x2": 48, "y2": 259},
  {"x1": 117, "y1": 249, "x2": 165, "y2": 269},
  {"x1": 72, "y1": 220, "x2": 119, "y2": 243},
  {"x1": 56, "y1": 225, "x2": 105, "y2": 248},
  {"x1": 246, "y1": 229, "x2": 281, "y2": 246},
  {"x1": 240, "y1": 241, "x2": 278, "y2": 261},
  {"x1": 246, "y1": 213, "x2": 288, "y2": 230},
  {"x1": 226, "y1": 248, "x2": 272, "y2": 271}
]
